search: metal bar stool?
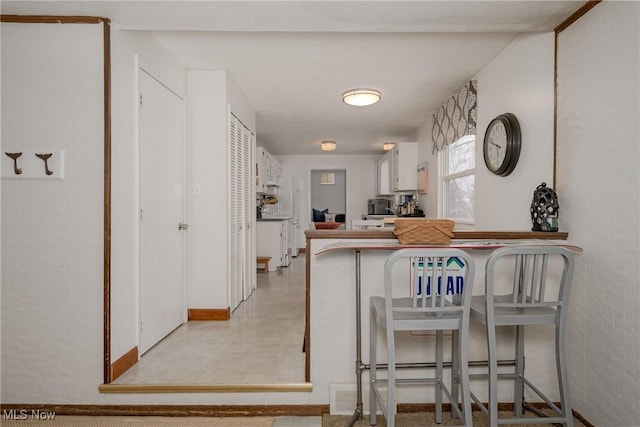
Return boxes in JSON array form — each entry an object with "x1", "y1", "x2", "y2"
[
  {"x1": 369, "y1": 248, "x2": 476, "y2": 427},
  {"x1": 469, "y1": 245, "x2": 575, "y2": 426}
]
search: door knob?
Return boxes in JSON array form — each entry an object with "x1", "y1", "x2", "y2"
[{"x1": 178, "y1": 223, "x2": 189, "y2": 231}]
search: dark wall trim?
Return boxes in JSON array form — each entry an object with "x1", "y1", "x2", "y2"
[
  {"x1": 554, "y1": 1, "x2": 602, "y2": 33},
  {"x1": 102, "y1": 16, "x2": 112, "y2": 387},
  {"x1": 0, "y1": 15, "x2": 104, "y2": 24},
  {"x1": 0, "y1": 404, "x2": 329, "y2": 417}
]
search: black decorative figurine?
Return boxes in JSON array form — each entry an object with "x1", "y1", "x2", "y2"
[{"x1": 530, "y1": 182, "x2": 559, "y2": 232}]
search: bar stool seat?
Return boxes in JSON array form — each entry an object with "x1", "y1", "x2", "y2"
[
  {"x1": 469, "y1": 245, "x2": 576, "y2": 426},
  {"x1": 369, "y1": 248, "x2": 476, "y2": 427}
]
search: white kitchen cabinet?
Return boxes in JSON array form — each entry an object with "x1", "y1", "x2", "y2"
[
  {"x1": 390, "y1": 142, "x2": 418, "y2": 191},
  {"x1": 376, "y1": 151, "x2": 392, "y2": 195},
  {"x1": 256, "y1": 147, "x2": 271, "y2": 193},
  {"x1": 256, "y1": 220, "x2": 288, "y2": 270},
  {"x1": 256, "y1": 147, "x2": 282, "y2": 191},
  {"x1": 268, "y1": 155, "x2": 281, "y2": 185}
]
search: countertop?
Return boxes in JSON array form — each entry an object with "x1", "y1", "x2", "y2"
[{"x1": 257, "y1": 216, "x2": 292, "y2": 221}]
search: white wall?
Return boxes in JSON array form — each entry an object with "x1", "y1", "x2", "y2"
[
  {"x1": 556, "y1": 2, "x2": 640, "y2": 425},
  {"x1": 188, "y1": 70, "x2": 256, "y2": 310},
  {"x1": 1, "y1": 22, "x2": 105, "y2": 402},
  {"x1": 474, "y1": 32, "x2": 555, "y2": 230},
  {"x1": 276, "y1": 153, "x2": 380, "y2": 247},
  {"x1": 417, "y1": 32, "x2": 555, "y2": 231},
  {"x1": 187, "y1": 70, "x2": 229, "y2": 309}
]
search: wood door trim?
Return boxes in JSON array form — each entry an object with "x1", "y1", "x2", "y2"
[{"x1": 0, "y1": 403, "x2": 326, "y2": 416}]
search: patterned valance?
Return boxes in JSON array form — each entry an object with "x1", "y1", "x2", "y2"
[{"x1": 431, "y1": 80, "x2": 477, "y2": 153}]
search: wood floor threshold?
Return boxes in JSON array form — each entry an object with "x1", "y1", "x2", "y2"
[
  {"x1": 0, "y1": 403, "x2": 329, "y2": 417},
  {"x1": 99, "y1": 382, "x2": 313, "y2": 394}
]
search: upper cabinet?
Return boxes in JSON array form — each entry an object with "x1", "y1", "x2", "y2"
[
  {"x1": 256, "y1": 147, "x2": 270, "y2": 193},
  {"x1": 376, "y1": 151, "x2": 392, "y2": 196},
  {"x1": 269, "y1": 155, "x2": 281, "y2": 184},
  {"x1": 390, "y1": 142, "x2": 418, "y2": 192},
  {"x1": 256, "y1": 147, "x2": 281, "y2": 193}
]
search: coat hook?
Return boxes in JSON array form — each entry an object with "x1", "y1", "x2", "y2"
[
  {"x1": 5, "y1": 152, "x2": 23, "y2": 175},
  {"x1": 36, "y1": 153, "x2": 54, "y2": 175}
]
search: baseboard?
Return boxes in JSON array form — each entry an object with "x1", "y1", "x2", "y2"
[
  {"x1": 110, "y1": 347, "x2": 138, "y2": 381},
  {"x1": 188, "y1": 308, "x2": 230, "y2": 321},
  {"x1": 298, "y1": 247, "x2": 306, "y2": 254},
  {"x1": 396, "y1": 402, "x2": 593, "y2": 427},
  {"x1": 572, "y1": 409, "x2": 595, "y2": 427},
  {"x1": 0, "y1": 402, "x2": 592, "y2": 425},
  {"x1": 0, "y1": 404, "x2": 330, "y2": 417}
]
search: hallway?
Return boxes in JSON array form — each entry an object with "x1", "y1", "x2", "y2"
[{"x1": 114, "y1": 254, "x2": 306, "y2": 384}]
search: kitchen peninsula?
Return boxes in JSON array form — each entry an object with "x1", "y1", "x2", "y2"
[{"x1": 303, "y1": 228, "x2": 574, "y2": 410}]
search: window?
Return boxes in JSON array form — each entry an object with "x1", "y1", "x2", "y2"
[{"x1": 440, "y1": 134, "x2": 475, "y2": 223}]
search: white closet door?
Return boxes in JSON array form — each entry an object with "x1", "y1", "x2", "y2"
[
  {"x1": 228, "y1": 113, "x2": 256, "y2": 310},
  {"x1": 241, "y1": 125, "x2": 255, "y2": 299},
  {"x1": 138, "y1": 69, "x2": 185, "y2": 354},
  {"x1": 247, "y1": 132, "x2": 257, "y2": 295},
  {"x1": 228, "y1": 114, "x2": 241, "y2": 311}
]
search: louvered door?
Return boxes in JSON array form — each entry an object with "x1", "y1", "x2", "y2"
[
  {"x1": 228, "y1": 114, "x2": 241, "y2": 311},
  {"x1": 228, "y1": 113, "x2": 256, "y2": 311}
]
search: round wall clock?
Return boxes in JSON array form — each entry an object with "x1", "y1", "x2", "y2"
[{"x1": 483, "y1": 112, "x2": 521, "y2": 177}]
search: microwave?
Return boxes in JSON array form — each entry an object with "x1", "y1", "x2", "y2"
[{"x1": 368, "y1": 198, "x2": 391, "y2": 215}]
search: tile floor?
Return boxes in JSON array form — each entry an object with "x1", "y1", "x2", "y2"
[
  {"x1": 114, "y1": 254, "x2": 307, "y2": 384},
  {"x1": 273, "y1": 416, "x2": 322, "y2": 427}
]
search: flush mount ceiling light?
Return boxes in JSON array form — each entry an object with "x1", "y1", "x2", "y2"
[
  {"x1": 321, "y1": 140, "x2": 337, "y2": 151},
  {"x1": 383, "y1": 142, "x2": 395, "y2": 151},
  {"x1": 342, "y1": 88, "x2": 381, "y2": 107}
]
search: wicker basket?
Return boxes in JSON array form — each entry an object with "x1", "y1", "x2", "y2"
[{"x1": 393, "y1": 218, "x2": 455, "y2": 245}]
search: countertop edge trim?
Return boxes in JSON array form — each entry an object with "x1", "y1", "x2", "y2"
[{"x1": 305, "y1": 230, "x2": 569, "y2": 240}]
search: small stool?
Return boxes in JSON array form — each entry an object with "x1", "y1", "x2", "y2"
[{"x1": 256, "y1": 256, "x2": 271, "y2": 273}]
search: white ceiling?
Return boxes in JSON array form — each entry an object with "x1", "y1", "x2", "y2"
[{"x1": 2, "y1": 1, "x2": 586, "y2": 155}]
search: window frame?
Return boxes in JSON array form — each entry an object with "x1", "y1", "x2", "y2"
[{"x1": 438, "y1": 134, "x2": 476, "y2": 225}]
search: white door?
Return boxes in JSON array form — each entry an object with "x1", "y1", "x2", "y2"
[
  {"x1": 241, "y1": 123, "x2": 256, "y2": 299},
  {"x1": 138, "y1": 68, "x2": 186, "y2": 355},
  {"x1": 229, "y1": 114, "x2": 256, "y2": 310},
  {"x1": 228, "y1": 114, "x2": 242, "y2": 311}
]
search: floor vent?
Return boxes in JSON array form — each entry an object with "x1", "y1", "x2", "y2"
[{"x1": 329, "y1": 383, "x2": 389, "y2": 415}]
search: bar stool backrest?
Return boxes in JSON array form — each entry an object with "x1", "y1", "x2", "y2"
[
  {"x1": 384, "y1": 248, "x2": 475, "y2": 321},
  {"x1": 485, "y1": 245, "x2": 575, "y2": 323}
]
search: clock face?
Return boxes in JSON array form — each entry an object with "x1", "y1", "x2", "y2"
[
  {"x1": 483, "y1": 113, "x2": 521, "y2": 177},
  {"x1": 486, "y1": 121, "x2": 507, "y2": 170}
]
